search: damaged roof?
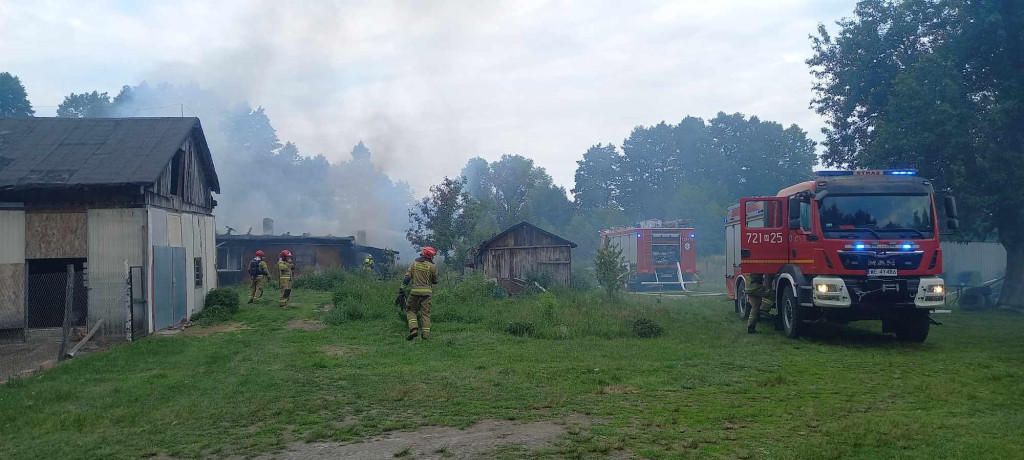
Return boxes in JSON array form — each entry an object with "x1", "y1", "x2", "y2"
[{"x1": 0, "y1": 117, "x2": 219, "y2": 192}]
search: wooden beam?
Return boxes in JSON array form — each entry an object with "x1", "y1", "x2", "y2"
[
  {"x1": 67, "y1": 319, "x2": 104, "y2": 358},
  {"x1": 57, "y1": 264, "x2": 74, "y2": 361}
]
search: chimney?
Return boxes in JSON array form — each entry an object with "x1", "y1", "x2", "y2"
[
  {"x1": 263, "y1": 218, "x2": 274, "y2": 235},
  {"x1": 356, "y1": 230, "x2": 367, "y2": 245}
]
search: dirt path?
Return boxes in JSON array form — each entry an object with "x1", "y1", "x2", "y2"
[{"x1": 250, "y1": 419, "x2": 566, "y2": 459}]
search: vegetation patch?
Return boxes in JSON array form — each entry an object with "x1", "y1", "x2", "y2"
[{"x1": 286, "y1": 319, "x2": 324, "y2": 331}]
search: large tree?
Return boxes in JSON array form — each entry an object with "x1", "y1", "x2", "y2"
[
  {"x1": 56, "y1": 91, "x2": 114, "y2": 118},
  {"x1": 407, "y1": 177, "x2": 476, "y2": 261},
  {"x1": 808, "y1": 0, "x2": 1024, "y2": 308},
  {"x1": 572, "y1": 143, "x2": 620, "y2": 211},
  {"x1": 0, "y1": 72, "x2": 34, "y2": 117}
]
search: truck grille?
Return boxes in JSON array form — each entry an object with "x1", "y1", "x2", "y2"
[{"x1": 837, "y1": 251, "x2": 924, "y2": 271}]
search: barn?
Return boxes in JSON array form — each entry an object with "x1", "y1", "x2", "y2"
[
  {"x1": 0, "y1": 117, "x2": 220, "y2": 340},
  {"x1": 468, "y1": 222, "x2": 576, "y2": 292}
]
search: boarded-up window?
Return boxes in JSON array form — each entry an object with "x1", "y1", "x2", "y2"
[{"x1": 194, "y1": 257, "x2": 203, "y2": 287}]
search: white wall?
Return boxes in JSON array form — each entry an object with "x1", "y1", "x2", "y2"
[
  {"x1": 87, "y1": 208, "x2": 147, "y2": 338},
  {"x1": 0, "y1": 210, "x2": 26, "y2": 329}
]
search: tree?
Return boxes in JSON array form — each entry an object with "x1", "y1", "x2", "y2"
[
  {"x1": 0, "y1": 72, "x2": 34, "y2": 117},
  {"x1": 56, "y1": 91, "x2": 114, "y2": 118},
  {"x1": 572, "y1": 143, "x2": 621, "y2": 210},
  {"x1": 407, "y1": 177, "x2": 476, "y2": 261},
  {"x1": 808, "y1": 0, "x2": 1024, "y2": 308},
  {"x1": 595, "y1": 241, "x2": 629, "y2": 298}
]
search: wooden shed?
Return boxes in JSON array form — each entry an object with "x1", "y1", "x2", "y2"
[
  {"x1": 0, "y1": 117, "x2": 220, "y2": 340},
  {"x1": 469, "y1": 222, "x2": 576, "y2": 291}
]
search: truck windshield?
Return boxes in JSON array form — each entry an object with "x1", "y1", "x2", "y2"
[{"x1": 818, "y1": 194, "x2": 934, "y2": 239}]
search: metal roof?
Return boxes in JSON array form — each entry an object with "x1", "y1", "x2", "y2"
[
  {"x1": 216, "y1": 233, "x2": 356, "y2": 246},
  {"x1": 0, "y1": 117, "x2": 219, "y2": 192}
]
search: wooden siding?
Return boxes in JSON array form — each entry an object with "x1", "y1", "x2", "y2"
[
  {"x1": 25, "y1": 211, "x2": 87, "y2": 259},
  {"x1": 0, "y1": 263, "x2": 25, "y2": 329},
  {"x1": 150, "y1": 135, "x2": 214, "y2": 213}
]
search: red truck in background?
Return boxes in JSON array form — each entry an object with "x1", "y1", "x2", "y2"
[
  {"x1": 602, "y1": 219, "x2": 699, "y2": 291},
  {"x1": 725, "y1": 170, "x2": 959, "y2": 342}
]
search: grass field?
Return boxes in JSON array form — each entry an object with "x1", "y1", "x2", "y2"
[{"x1": 1, "y1": 273, "x2": 1023, "y2": 460}]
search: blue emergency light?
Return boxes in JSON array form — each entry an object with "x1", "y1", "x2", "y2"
[
  {"x1": 690, "y1": 233, "x2": 696, "y2": 238},
  {"x1": 888, "y1": 170, "x2": 917, "y2": 176},
  {"x1": 902, "y1": 243, "x2": 913, "y2": 250},
  {"x1": 854, "y1": 243, "x2": 866, "y2": 250},
  {"x1": 816, "y1": 169, "x2": 917, "y2": 177}
]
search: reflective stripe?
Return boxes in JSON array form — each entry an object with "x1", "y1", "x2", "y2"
[{"x1": 410, "y1": 286, "x2": 432, "y2": 294}]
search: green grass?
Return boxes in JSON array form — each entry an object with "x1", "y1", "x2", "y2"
[{"x1": 1, "y1": 276, "x2": 1023, "y2": 459}]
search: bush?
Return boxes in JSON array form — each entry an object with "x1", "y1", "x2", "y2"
[
  {"x1": 632, "y1": 318, "x2": 663, "y2": 338},
  {"x1": 504, "y1": 321, "x2": 536, "y2": 337},
  {"x1": 293, "y1": 268, "x2": 347, "y2": 291},
  {"x1": 204, "y1": 288, "x2": 240, "y2": 313}
]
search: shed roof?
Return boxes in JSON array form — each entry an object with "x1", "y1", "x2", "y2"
[
  {"x1": 0, "y1": 117, "x2": 219, "y2": 192},
  {"x1": 216, "y1": 233, "x2": 355, "y2": 246},
  {"x1": 477, "y1": 221, "x2": 577, "y2": 250}
]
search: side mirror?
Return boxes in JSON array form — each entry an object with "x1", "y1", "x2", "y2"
[
  {"x1": 947, "y1": 219, "x2": 960, "y2": 230},
  {"x1": 944, "y1": 196, "x2": 958, "y2": 219},
  {"x1": 788, "y1": 196, "x2": 800, "y2": 220}
]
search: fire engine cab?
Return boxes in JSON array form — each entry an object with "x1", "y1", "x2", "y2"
[{"x1": 724, "y1": 170, "x2": 959, "y2": 342}]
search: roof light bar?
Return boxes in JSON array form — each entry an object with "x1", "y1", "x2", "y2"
[{"x1": 816, "y1": 169, "x2": 917, "y2": 177}]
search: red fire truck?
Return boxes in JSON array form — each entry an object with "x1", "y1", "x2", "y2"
[
  {"x1": 724, "y1": 170, "x2": 959, "y2": 342},
  {"x1": 601, "y1": 219, "x2": 699, "y2": 291}
]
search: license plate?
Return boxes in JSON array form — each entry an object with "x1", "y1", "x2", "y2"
[{"x1": 867, "y1": 269, "x2": 898, "y2": 277}]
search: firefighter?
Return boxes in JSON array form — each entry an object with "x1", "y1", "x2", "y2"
[
  {"x1": 745, "y1": 273, "x2": 775, "y2": 333},
  {"x1": 363, "y1": 254, "x2": 375, "y2": 271},
  {"x1": 278, "y1": 250, "x2": 296, "y2": 307},
  {"x1": 247, "y1": 250, "x2": 270, "y2": 303},
  {"x1": 402, "y1": 247, "x2": 439, "y2": 340}
]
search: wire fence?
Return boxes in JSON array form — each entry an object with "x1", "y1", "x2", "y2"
[{"x1": 1, "y1": 263, "x2": 144, "y2": 382}]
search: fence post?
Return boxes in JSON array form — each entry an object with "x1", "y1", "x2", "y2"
[{"x1": 58, "y1": 264, "x2": 74, "y2": 361}]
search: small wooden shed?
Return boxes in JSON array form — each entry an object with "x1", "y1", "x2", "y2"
[{"x1": 469, "y1": 222, "x2": 576, "y2": 290}]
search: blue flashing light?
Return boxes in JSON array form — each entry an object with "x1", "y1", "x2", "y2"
[
  {"x1": 816, "y1": 170, "x2": 855, "y2": 177},
  {"x1": 901, "y1": 243, "x2": 913, "y2": 250},
  {"x1": 636, "y1": 232, "x2": 642, "y2": 238},
  {"x1": 854, "y1": 243, "x2": 866, "y2": 250},
  {"x1": 689, "y1": 233, "x2": 696, "y2": 238},
  {"x1": 887, "y1": 170, "x2": 917, "y2": 176}
]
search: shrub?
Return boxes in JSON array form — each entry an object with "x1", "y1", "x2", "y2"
[
  {"x1": 293, "y1": 268, "x2": 347, "y2": 291},
  {"x1": 632, "y1": 318, "x2": 663, "y2": 338},
  {"x1": 204, "y1": 288, "x2": 240, "y2": 313},
  {"x1": 504, "y1": 321, "x2": 535, "y2": 337}
]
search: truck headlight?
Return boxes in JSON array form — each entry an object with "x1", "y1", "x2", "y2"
[
  {"x1": 815, "y1": 283, "x2": 840, "y2": 293},
  {"x1": 928, "y1": 284, "x2": 945, "y2": 294}
]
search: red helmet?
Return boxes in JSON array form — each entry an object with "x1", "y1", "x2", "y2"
[
  {"x1": 255, "y1": 250, "x2": 265, "y2": 258},
  {"x1": 420, "y1": 247, "x2": 437, "y2": 259},
  {"x1": 280, "y1": 250, "x2": 292, "y2": 258}
]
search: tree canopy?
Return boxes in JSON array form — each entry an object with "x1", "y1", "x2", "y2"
[
  {"x1": 808, "y1": 0, "x2": 1024, "y2": 307},
  {"x1": 0, "y1": 72, "x2": 34, "y2": 117}
]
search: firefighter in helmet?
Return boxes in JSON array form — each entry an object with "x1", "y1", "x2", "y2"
[
  {"x1": 363, "y1": 253, "x2": 375, "y2": 271},
  {"x1": 247, "y1": 250, "x2": 270, "y2": 303},
  {"x1": 744, "y1": 273, "x2": 774, "y2": 333},
  {"x1": 402, "y1": 247, "x2": 439, "y2": 340},
  {"x1": 278, "y1": 250, "x2": 296, "y2": 307}
]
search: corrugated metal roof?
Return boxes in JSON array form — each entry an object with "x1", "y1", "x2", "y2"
[{"x1": 0, "y1": 117, "x2": 220, "y2": 192}]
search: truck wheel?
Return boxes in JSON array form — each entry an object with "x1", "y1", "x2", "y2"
[
  {"x1": 894, "y1": 312, "x2": 930, "y2": 343},
  {"x1": 736, "y1": 279, "x2": 750, "y2": 320},
  {"x1": 781, "y1": 285, "x2": 801, "y2": 339}
]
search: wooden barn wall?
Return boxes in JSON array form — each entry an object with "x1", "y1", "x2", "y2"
[
  {"x1": 223, "y1": 243, "x2": 347, "y2": 283},
  {"x1": 0, "y1": 263, "x2": 25, "y2": 330},
  {"x1": 87, "y1": 208, "x2": 147, "y2": 338},
  {"x1": 151, "y1": 135, "x2": 214, "y2": 213},
  {"x1": 480, "y1": 246, "x2": 572, "y2": 286},
  {"x1": 25, "y1": 211, "x2": 87, "y2": 259},
  {"x1": 0, "y1": 210, "x2": 26, "y2": 329}
]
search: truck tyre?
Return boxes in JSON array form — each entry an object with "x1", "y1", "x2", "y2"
[
  {"x1": 781, "y1": 285, "x2": 801, "y2": 339},
  {"x1": 736, "y1": 279, "x2": 750, "y2": 320},
  {"x1": 894, "y1": 312, "x2": 930, "y2": 343}
]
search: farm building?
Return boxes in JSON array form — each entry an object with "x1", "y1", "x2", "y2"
[
  {"x1": 467, "y1": 222, "x2": 576, "y2": 292},
  {"x1": 0, "y1": 117, "x2": 219, "y2": 340},
  {"x1": 216, "y1": 223, "x2": 396, "y2": 286}
]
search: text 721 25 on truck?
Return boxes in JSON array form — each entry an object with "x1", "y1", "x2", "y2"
[{"x1": 724, "y1": 170, "x2": 959, "y2": 342}]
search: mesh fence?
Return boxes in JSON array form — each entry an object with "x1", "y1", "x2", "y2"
[{"x1": 0, "y1": 263, "x2": 144, "y2": 382}]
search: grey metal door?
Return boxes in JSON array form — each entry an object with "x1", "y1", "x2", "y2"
[{"x1": 153, "y1": 246, "x2": 187, "y2": 330}]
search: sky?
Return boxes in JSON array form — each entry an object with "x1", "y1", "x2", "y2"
[{"x1": 0, "y1": 0, "x2": 856, "y2": 195}]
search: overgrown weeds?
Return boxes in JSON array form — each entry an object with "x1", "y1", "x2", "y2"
[{"x1": 193, "y1": 288, "x2": 241, "y2": 325}]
